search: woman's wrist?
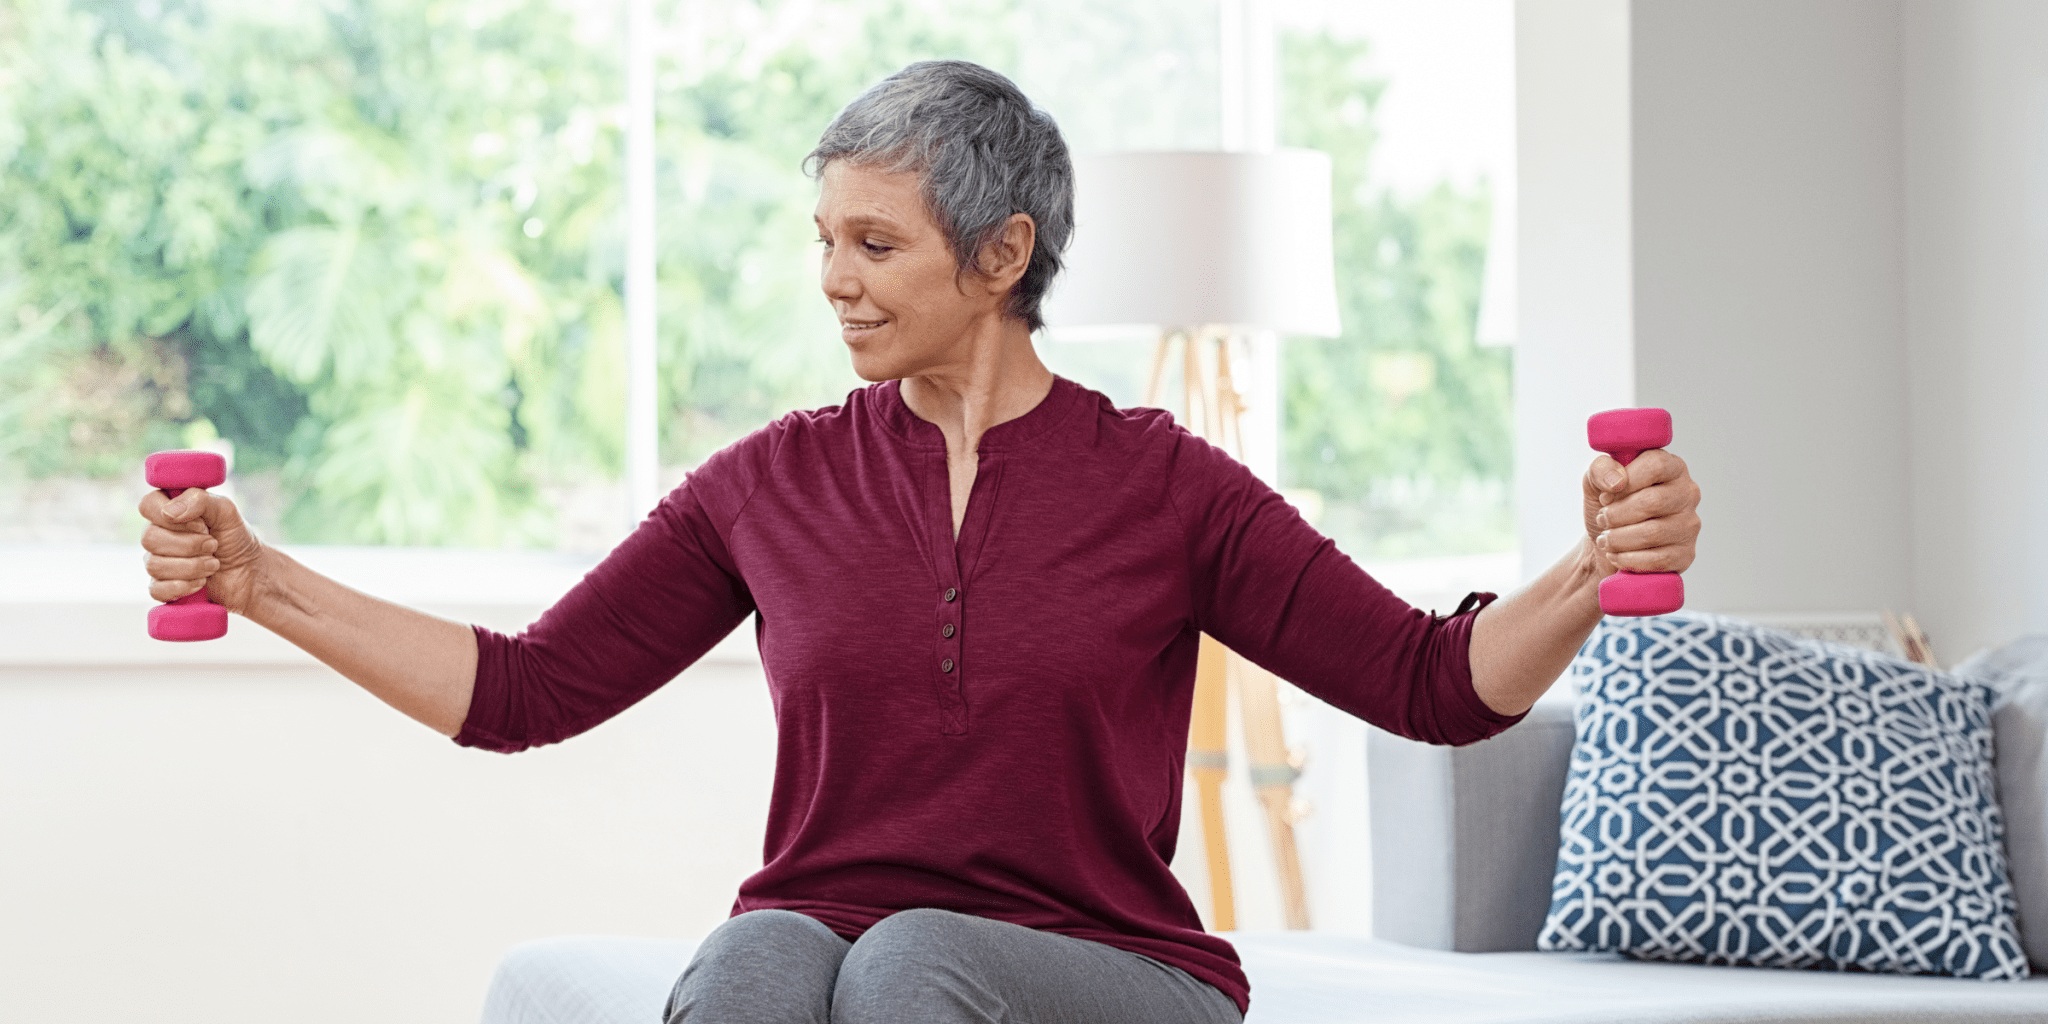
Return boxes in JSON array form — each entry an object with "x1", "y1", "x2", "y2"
[
  {"x1": 1468, "y1": 542, "x2": 1611, "y2": 715},
  {"x1": 1571, "y1": 538, "x2": 1613, "y2": 607},
  {"x1": 243, "y1": 542, "x2": 307, "y2": 630}
]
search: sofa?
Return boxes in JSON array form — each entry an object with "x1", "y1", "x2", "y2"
[{"x1": 479, "y1": 632, "x2": 2048, "y2": 1023}]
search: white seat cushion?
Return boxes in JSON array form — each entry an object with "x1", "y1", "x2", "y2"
[
  {"x1": 477, "y1": 931, "x2": 2048, "y2": 1023},
  {"x1": 1237, "y1": 933, "x2": 2048, "y2": 1022},
  {"x1": 479, "y1": 935, "x2": 698, "y2": 1024}
]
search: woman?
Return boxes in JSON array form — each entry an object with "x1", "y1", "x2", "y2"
[{"x1": 139, "y1": 60, "x2": 1700, "y2": 1023}]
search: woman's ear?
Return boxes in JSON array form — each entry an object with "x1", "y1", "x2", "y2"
[{"x1": 975, "y1": 213, "x2": 1037, "y2": 295}]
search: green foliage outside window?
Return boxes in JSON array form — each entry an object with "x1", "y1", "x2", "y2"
[
  {"x1": 3, "y1": 0, "x2": 632, "y2": 544},
  {"x1": 0, "y1": 0, "x2": 1017, "y2": 544},
  {"x1": 1278, "y1": 30, "x2": 1512, "y2": 558},
  {"x1": 1, "y1": 0, "x2": 1505, "y2": 557}
]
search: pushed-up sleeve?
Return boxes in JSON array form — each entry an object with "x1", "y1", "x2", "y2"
[
  {"x1": 455, "y1": 425, "x2": 776, "y2": 753},
  {"x1": 1166, "y1": 430, "x2": 1522, "y2": 746}
]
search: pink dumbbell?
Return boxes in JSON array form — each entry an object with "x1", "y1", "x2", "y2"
[
  {"x1": 1586, "y1": 408, "x2": 1684, "y2": 617},
  {"x1": 145, "y1": 450, "x2": 230, "y2": 642}
]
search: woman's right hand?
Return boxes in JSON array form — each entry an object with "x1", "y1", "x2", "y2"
[{"x1": 138, "y1": 486, "x2": 267, "y2": 616}]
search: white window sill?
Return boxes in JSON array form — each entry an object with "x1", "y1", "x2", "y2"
[{"x1": 11, "y1": 544, "x2": 761, "y2": 668}]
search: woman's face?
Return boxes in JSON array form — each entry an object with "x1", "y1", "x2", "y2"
[{"x1": 814, "y1": 161, "x2": 997, "y2": 382}]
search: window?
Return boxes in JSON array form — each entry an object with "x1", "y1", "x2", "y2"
[
  {"x1": 5, "y1": 0, "x2": 641, "y2": 547},
  {"x1": 7, "y1": 0, "x2": 1510, "y2": 573},
  {"x1": 1276, "y1": 0, "x2": 1516, "y2": 575}
]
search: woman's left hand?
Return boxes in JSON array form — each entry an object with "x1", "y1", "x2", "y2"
[
  {"x1": 1468, "y1": 446, "x2": 1704, "y2": 716},
  {"x1": 1582, "y1": 449, "x2": 1701, "y2": 576}
]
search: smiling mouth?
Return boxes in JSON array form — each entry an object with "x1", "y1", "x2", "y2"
[{"x1": 842, "y1": 319, "x2": 887, "y2": 330}]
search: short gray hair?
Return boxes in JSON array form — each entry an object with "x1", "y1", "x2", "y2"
[{"x1": 804, "y1": 60, "x2": 1074, "y2": 333}]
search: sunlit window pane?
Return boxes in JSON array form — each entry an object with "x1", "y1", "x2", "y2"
[
  {"x1": 1275, "y1": 0, "x2": 1516, "y2": 567},
  {"x1": 2, "y1": 0, "x2": 631, "y2": 547}
]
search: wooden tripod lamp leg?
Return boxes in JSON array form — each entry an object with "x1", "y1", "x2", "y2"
[
  {"x1": 1235, "y1": 654, "x2": 1312, "y2": 930},
  {"x1": 1211, "y1": 329, "x2": 1314, "y2": 931},
  {"x1": 1177, "y1": 327, "x2": 1311, "y2": 932},
  {"x1": 1191, "y1": 633, "x2": 1235, "y2": 931}
]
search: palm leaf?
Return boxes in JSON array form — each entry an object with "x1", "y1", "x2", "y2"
[
  {"x1": 303, "y1": 375, "x2": 528, "y2": 545},
  {"x1": 246, "y1": 222, "x2": 400, "y2": 390}
]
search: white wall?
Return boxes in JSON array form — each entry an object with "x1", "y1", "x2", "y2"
[
  {"x1": 0, "y1": 660, "x2": 778, "y2": 1024},
  {"x1": 1630, "y1": 0, "x2": 1914, "y2": 616},
  {"x1": 1, "y1": 547, "x2": 774, "y2": 1024},
  {"x1": 1517, "y1": 0, "x2": 2048, "y2": 657},
  {"x1": 1902, "y1": 0, "x2": 2048, "y2": 660}
]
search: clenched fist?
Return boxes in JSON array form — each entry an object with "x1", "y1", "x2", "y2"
[
  {"x1": 1582, "y1": 448, "x2": 1702, "y2": 578},
  {"x1": 138, "y1": 487, "x2": 267, "y2": 617}
]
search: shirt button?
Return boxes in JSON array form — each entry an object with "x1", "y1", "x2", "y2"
[
  {"x1": 944, "y1": 588, "x2": 958, "y2": 602},
  {"x1": 941, "y1": 658, "x2": 955, "y2": 673},
  {"x1": 942, "y1": 623, "x2": 955, "y2": 638}
]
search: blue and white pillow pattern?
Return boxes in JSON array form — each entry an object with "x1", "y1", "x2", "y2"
[{"x1": 1539, "y1": 613, "x2": 2028, "y2": 980}]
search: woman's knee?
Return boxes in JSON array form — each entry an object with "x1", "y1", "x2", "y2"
[
  {"x1": 683, "y1": 909, "x2": 842, "y2": 977},
  {"x1": 846, "y1": 908, "x2": 994, "y2": 969},
  {"x1": 831, "y1": 909, "x2": 1001, "y2": 1022},
  {"x1": 668, "y1": 910, "x2": 850, "y2": 1023},
  {"x1": 707, "y1": 909, "x2": 837, "y2": 947},
  {"x1": 860, "y1": 907, "x2": 980, "y2": 944}
]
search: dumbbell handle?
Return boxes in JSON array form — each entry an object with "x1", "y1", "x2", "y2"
[
  {"x1": 145, "y1": 450, "x2": 230, "y2": 642},
  {"x1": 1586, "y1": 409, "x2": 1684, "y2": 616}
]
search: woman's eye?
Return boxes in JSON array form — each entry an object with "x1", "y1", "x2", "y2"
[{"x1": 862, "y1": 241, "x2": 891, "y2": 255}]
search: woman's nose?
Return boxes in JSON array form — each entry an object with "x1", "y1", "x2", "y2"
[{"x1": 820, "y1": 247, "x2": 858, "y2": 304}]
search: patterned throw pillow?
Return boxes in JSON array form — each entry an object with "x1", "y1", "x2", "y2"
[{"x1": 1538, "y1": 613, "x2": 2029, "y2": 980}]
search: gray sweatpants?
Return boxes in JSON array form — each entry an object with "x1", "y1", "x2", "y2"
[{"x1": 665, "y1": 908, "x2": 1244, "y2": 1024}]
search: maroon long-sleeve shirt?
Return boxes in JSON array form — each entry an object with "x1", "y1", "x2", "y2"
[{"x1": 458, "y1": 375, "x2": 1521, "y2": 1012}]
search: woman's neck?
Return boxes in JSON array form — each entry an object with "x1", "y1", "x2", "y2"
[{"x1": 899, "y1": 320, "x2": 1054, "y2": 456}]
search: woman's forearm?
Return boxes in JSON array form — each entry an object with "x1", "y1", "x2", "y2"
[
  {"x1": 1466, "y1": 539, "x2": 1608, "y2": 717},
  {"x1": 247, "y1": 546, "x2": 478, "y2": 737}
]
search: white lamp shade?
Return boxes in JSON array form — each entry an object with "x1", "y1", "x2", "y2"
[{"x1": 1043, "y1": 150, "x2": 1341, "y2": 337}]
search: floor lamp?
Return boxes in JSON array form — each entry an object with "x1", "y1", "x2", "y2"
[{"x1": 1045, "y1": 151, "x2": 1341, "y2": 930}]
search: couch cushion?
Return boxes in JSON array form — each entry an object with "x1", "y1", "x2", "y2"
[
  {"x1": 1236, "y1": 933, "x2": 2048, "y2": 1023},
  {"x1": 475, "y1": 932, "x2": 2048, "y2": 1024},
  {"x1": 480, "y1": 935, "x2": 697, "y2": 1024},
  {"x1": 1369, "y1": 699, "x2": 1577, "y2": 952},
  {"x1": 1539, "y1": 613, "x2": 2028, "y2": 980}
]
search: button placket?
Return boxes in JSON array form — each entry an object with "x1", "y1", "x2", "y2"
[{"x1": 934, "y1": 583, "x2": 967, "y2": 734}]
